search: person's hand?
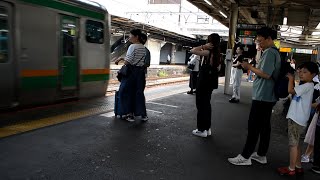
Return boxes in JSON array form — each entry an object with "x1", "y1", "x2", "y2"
[
  {"x1": 203, "y1": 43, "x2": 213, "y2": 50},
  {"x1": 316, "y1": 103, "x2": 320, "y2": 112},
  {"x1": 115, "y1": 58, "x2": 122, "y2": 65},
  {"x1": 286, "y1": 73, "x2": 294, "y2": 80},
  {"x1": 241, "y1": 61, "x2": 251, "y2": 70}
]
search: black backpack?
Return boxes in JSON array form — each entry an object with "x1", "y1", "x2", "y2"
[{"x1": 272, "y1": 47, "x2": 295, "y2": 100}]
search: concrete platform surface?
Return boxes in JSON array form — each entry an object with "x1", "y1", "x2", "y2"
[{"x1": 0, "y1": 81, "x2": 318, "y2": 180}]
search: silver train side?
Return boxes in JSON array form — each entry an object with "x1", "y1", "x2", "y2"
[{"x1": 0, "y1": 0, "x2": 110, "y2": 109}]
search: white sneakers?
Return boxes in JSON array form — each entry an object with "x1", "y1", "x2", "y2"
[
  {"x1": 228, "y1": 154, "x2": 252, "y2": 166},
  {"x1": 141, "y1": 116, "x2": 149, "y2": 121},
  {"x1": 228, "y1": 152, "x2": 267, "y2": 166},
  {"x1": 192, "y1": 128, "x2": 212, "y2": 138},
  {"x1": 207, "y1": 128, "x2": 212, "y2": 136},
  {"x1": 250, "y1": 152, "x2": 267, "y2": 164},
  {"x1": 301, "y1": 154, "x2": 313, "y2": 163},
  {"x1": 192, "y1": 129, "x2": 208, "y2": 137}
]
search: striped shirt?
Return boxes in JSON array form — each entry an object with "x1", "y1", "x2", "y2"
[{"x1": 125, "y1": 44, "x2": 146, "y2": 66}]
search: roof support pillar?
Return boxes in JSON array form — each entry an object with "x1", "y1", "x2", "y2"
[{"x1": 224, "y1": 3, "x2": 238, "y2": 95}]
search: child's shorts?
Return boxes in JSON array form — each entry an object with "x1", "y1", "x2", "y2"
[{"x1": 288, "y1": 119, "x2": 306, "y2": 146}]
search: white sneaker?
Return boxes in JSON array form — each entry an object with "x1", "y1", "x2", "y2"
[
  {"x1": 124, "y1": 116, "x2": 134, "y2": 122},
  {"x1": 141, "y1": 116, "x2": 149, "y2": 121},
  {"x1": 192, "y1": 129, "x2": 207, "y2": 137},
  {"x1": 207, "y1": 128, "x2": 212, "y2": 136},
  {"x1": 228, "y1": 154, "x2": 252, "y2": 166},
  {"x1": 250, "y1": 152, "x2": 267, "y2": 164},
  {"x1": 301, "y1": 154, "x2": 310, "y2": 163}
]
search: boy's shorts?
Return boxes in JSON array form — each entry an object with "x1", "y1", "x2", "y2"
[{"x1": 288, "y1": 119, "x2": 306, "y2": 146}]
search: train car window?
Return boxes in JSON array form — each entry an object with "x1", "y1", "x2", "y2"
[
  {"x1": 0, "y1": 6, "x2": 9, "y2": 63},
  {"x1": 86, "y1": 20, "x2": 104, "y2": 44},
  {"x1": 62, "y1": 19, "x2": 76, "y2": 56}
]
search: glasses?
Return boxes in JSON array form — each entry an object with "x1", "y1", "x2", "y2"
[{"x1": 255, "y1": 38, "x2": 265, "y2": 44}]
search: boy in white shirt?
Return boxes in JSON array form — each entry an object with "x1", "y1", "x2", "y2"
[{"x1": 278, "y1": 62, "x2": 319, "y2": 176}]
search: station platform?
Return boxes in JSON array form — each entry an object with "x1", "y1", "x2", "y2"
[{"x1": 0, "y1": 79, "x2": 318, "y2": 179}]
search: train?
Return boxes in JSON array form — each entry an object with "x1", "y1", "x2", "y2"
[{"x1": 0, "y1": 0, "x2": 110, "y2": 109}]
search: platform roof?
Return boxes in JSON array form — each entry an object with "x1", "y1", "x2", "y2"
[
  {"x1": 187, "y1": 0, "x2": 320, "y2": 46},
  {"x1": 111, "y1": 15, "x2": 200, "y2": 47}
]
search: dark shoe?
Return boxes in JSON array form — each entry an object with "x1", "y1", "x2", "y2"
[
  {"x1": 295, "y1": 167, "x2": 304, "y2": 175},
  {"x1": 229, "y1": 98, "x2": 239, "y2": 103},
  {"x1": 187, "y1": 91, "x2": 194, "y2": 94},
  {"x1": 277, "y1": 167, "x2": 295, "y2": 176},
  {"x1": 311, "y1": 166, "x2": 320, "y2": 174}
]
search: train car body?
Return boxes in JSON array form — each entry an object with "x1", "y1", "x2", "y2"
[{"x1": 0, "y1": 0, "x2": 110, "y2": 109}]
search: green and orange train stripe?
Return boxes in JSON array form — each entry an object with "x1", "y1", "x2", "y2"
[
  {"x1": 81, "y1": 69, "x2": 110, "y2": 82},
  {"x1": 21, "y1": 69, "x2": 109, "y2": 90}
]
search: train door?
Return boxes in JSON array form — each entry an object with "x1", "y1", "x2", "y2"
[
  {"x1": 59, "y1": 15, "x2": 79, "y2": 98},
  {"x1": 0, "y1": 2, "x2": 15, "y2": 108}
]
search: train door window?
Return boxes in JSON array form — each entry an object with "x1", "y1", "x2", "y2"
[
  {"x1": 62, "y1": 19, "x2": 77, "y2": 56},
  {"x1": 86, "y1": 20, "x2": 104, "y2": 44},
  {"x1": 0, "y1": 6, "x2": 9, "y2": 63}
]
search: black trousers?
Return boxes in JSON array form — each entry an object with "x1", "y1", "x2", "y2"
[
  {"x1": 314, "y1": 125, "x2": 320, "y2": 167},
  {"x1": 189, "y1": 71, "x2": 199, "y2": 89},
  {"x1": 196, "y1": 65, "x2": 218, "y2": 131},
  {"x1": 241, "y1": 100, "x2": 275, "y2": 159}
]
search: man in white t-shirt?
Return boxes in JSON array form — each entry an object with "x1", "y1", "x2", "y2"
[{"x1": 278, "y1": 62, "x2": 319, "y2": 176}]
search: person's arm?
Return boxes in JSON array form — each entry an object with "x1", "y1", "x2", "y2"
[
  {"x1": 287, "y1": 73, "x2": 296, "y2": 95},
  {"x1": 232, "y1": 56, "x2": 243, "y2": 68},
  {"x1": 232, "y1": 61, "x2": 241, "y2": 67},
  {"x1": 242, "y1": 51, "x2": 276, "y2": 79},
  {"x1": 122, "y1": 45, "x2": 135, "y2": 65},
  {"x1": 190, "y1": 43, "x2": 213, "y2": 57},
  {"x1": 312, "y1": 102, "x2": 318, "y2": 108},
  {"x1": 115, "y1": 57, "x2": 124, "y2": 65},
  {"x1": 241, "y1": 62, "x2": 272, "y2": 79}
]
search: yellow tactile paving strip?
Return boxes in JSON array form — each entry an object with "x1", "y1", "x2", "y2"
[{"x1": 0, "y1": 106, "x2": 110, "y2": 138}]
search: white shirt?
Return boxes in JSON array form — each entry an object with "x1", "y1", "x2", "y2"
[
  {"x1": 286, "y1": 82, "x2": 314, "y2": 126},
  {"x1": 313, "y1": 75, "x2": 319, "y2": 83},
  {"x1": 290, "y1": 63, "x2": 295, "y2": 70},
  {"x1": 188, "y1": 55, "x2": 200, "y2": 72}
]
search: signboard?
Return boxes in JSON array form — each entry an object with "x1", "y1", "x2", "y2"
[
  {"x1": 280, "y1": 47, "x2": 313, "y2": 54},
  {"x1": 279, "y1": 47, "x2": 291, "y2": 52},
  {"x1": 295, "y1": 49, "x2": 313, "y2": 54},
  {"x1": 236, "y1": 24, "x2": 266, "y2": 38}
]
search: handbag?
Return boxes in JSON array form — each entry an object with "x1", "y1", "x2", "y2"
[
  {"x1": 119, "y1": 64, "x2": 130, "y2": 76},
  {"x1": 117, "y1": 64, "x2": 131, "y2": 82},
  {"x1": 117, "y1": 54, "x2": 146, "y2": 82}
]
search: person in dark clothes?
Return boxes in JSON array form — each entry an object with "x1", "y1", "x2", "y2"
[{"x1": 189, "y1": 33, "x2": 221, "y2": 138}]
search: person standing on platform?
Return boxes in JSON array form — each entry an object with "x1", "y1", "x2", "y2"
[
  {"x1": 187, "y1": 54, "x2": 200, "y2": 94},
  {"x1": 229, "y1": 46, "x2": 244, "y2": 103},
  {"x1": 228, "y1": 27, "x2": 281, "y2": 165},
  {"x1": 277, "y1": 62, "x2": 318, "y2": 176},
  {"x1": 115, "y1": 29, "x2": 148, "y2": 122},
  {"x1": 190, "y1": 33, "x2": 221, "y2": 138},
  {"x1": 312, "y1": 103, "x2": 320, "y2": 174}
]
